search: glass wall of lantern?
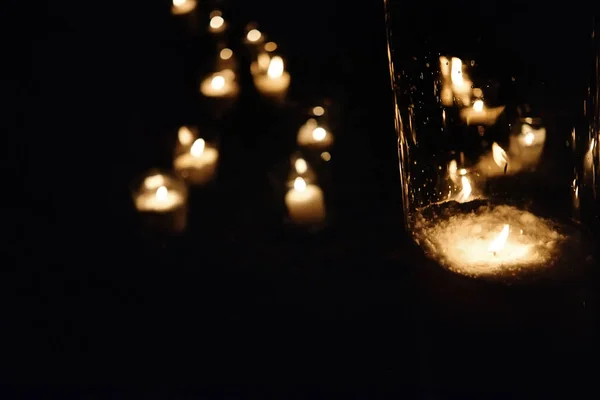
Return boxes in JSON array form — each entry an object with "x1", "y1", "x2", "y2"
[
  {"x1": 385, "y1": 1, "x2": 596, "y2": 281},
  {"x1": 132, "y1": 170, "x2": 188, "y2": 234}
]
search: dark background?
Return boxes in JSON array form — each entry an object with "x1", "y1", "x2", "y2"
[{"x1": 4, "y1": 0, "x2": 600, "y2": 397}]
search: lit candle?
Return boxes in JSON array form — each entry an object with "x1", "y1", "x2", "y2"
[
  {"x1": 133, "y1": 173, "x2": 188, "y2": 233},
  {"x1": 200, "y1": 69, "x2": 238, "y2": 98},
  {"x1": 285, "y1": 177, "x2": 326, "y2": 225},
  {"x1": 252, "y1": 56, "x2": 291, "y2": 99},
  {"x1": 440, "y1": 56, "x2": 473, "y2": 106},
  {"x1": 413, "y1": 200, "x2": 580, "y2": 278},
  {"x1": 245, "y1": 28, "x2": 264, "y2": 45},
  {"x1": 171, "y1": 0, "x2": 197, "y2": 15},
  {"x1": 296, "y1": 118, "x2": 334, "y2": 149},
  {"x1": 174, "y1": 138, "x2": 219, "y2": 185},
  {"x1": 208, "y1": 10, "x2": 226, "y2": 33},
  {"x1": 459, "y1": 99, "x2": 505, "y2": 125}
]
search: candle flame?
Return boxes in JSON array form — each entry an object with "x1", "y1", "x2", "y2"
[
  {"x1": 210, "y1": 16, "x2": 224, "y2": 29},
  {"x1": 313, "y1": 106, "x2": 325, "y2": 116},
  {"x1": 247, "y1": 29, "x2": 262, "y2": 42},
  {"x1": 312, "y1": 127, "x2": 327, "y2": 141},
  {"x1": 178, "y1": 126, "x2": 194, "y2": 145},
  {"x1": 211, "y1": 75, "x2": 225, "y2": 90},
  {"x1": 488, "y1": 224, "x2": 510, "y2": 253},
  {"x1": 450, "y1": 57, "x2": 464, "y2": 85},
  {"x1": 191, "y1": 138, "x2": 205, "y2": 157},
  {"x1": 156, "y1": 186, "x2": 168, "y2": 202},
  {"x1": 220, "y1": 48, "x2": 233, "y2": 60},
  {"x1": 492, "y1": 142, "x2": 509, "y2": 170},
  {"x1": 294, "y1": 177, "x2": 307, "y2": 192},
  {"x1": 264, "y1": 42, "x2": 277, "y2": 52},
  {"x1": 473, "y1": 99, "x2": 484, "y2": 112},
  {"x1": 144, "y1": 174, "x2": 165, "y2": 189},
  {"x1": 173, "y1": 0, "x2": 186, "y2": 6},
  {"x1": 257, "y1": 53, "x2": 271, "y2": 71},
  {"x1": 295, "y1": 158, "x2": 308, "y2": 174},
  {"x1": 267, "y1": 56, "x2": 284, "y2": 79},
  {"x1": 457, "y1": 176, "x2": 472, "y2": 202}
]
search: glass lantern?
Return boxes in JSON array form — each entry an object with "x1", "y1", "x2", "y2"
[{"x1": 385, "y1": 2, "x2": 597, "y2": 281}]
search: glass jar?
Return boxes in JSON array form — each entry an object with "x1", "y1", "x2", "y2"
[{"x1": 385, "y1": 1, "x2": 597, "y2": 281}]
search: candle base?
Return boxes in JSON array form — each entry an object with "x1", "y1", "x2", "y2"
[
  {"x1": 411, "y1": 199, "x2": 596, "y2": 283},
  {"x1": 138, "y1": 205, "x2": 188, "y2": 236}
]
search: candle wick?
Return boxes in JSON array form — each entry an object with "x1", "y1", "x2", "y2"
[{"x1": 503, "y1": 163, "x2": 508, "y2": 175}]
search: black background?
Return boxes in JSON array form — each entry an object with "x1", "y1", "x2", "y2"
[{"x1": 4, "y1": 0, "x2": 600, "y2": 397}]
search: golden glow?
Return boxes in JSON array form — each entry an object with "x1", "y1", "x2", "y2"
[
  {"x1": 267, "y1": 56, "x2": 284, "y2": 79},
  {"x1": 190, "y1": 138, "x2": 205, "y2": 158},
  {"x1": 457, "y1": 176, "x2": 472, "y2": 202},
  {"x1": 439, "y1": 56, "x2": 450, "y2": 77},
  {"x1": 220, "y1": 48, "x2": 233, "y2": 60},
  {"x1": 178, "y1": 126, "x2": 194, "y2": 146},
  {"x1": 524, "y1": 132, "x2": 535, "y2": 146},
  {"x1": 264, "y1": 42, "x2": 277, "y2": 52},
  {"x1": 295, "y1": 158, "x2": 308, "y2": 174},
  {"x1": 321, "y1": 152, "x2": 331, "y2": 162},
  {"x1": 210, "y1": 16, "x2": 224, "y2": 29},
  {"x1": 211, "y1": 75, "x2": 225, "y2": 90},
  {"x1": 144, "y1": 174, "x2": 165, "y2": 189},
  {"x1": 488, "y1": 224, "x2": 510, "y2": 253},
  {"x1": 247, "y1": 29, "x2": 262, "y2": 42},
  {"x1": 156, "y1": 186, "x2": 169, "y2": 202},
  {"x1": 294, "y1": 177, "x2": 307, "y2": 192},
  {"x1": 312, "y1": 127, "x2": 327, "y2": 141},
  {"x1": 257, "y1": 53, "x2": 271, "y2": 71},
  {"x1": 312, "y1": 106, "x2": 325, "y2": 116},
  {"x1": 450, "y1": 57, "x2": 464, "y2": 85},
  {"x1": 173, "y1": 0, "x2": 186, "y2": 6},
  {"x1": 492, "y1": 142, "x2": 509, "y2": 169},
  {"x1": 473, "y1": 99, "x2": 484, "y2": 112},
  {"x1": 448, "y1": 160, "x2": 458, "y2": 175}
]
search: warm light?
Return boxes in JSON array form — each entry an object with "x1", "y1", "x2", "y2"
[
  {"x1": 173, "y1": 0, "x2": 186, "y2": 6},
  {"x1": 439, "y1": 56, "x2": 450, "y2": 77},
  {"x1": 267, "y1": 56, "x2": 284, "y2": 79},
  {"x1": 488, "y1": 224, "x2": 510, "y2": 253},
  {"x1": 178, "y1": 126, "x2": 194, "y2": 146},
  {"x1": 524, "y1": 132, "x2": 535, "y2": 146},
  {"x1": 313, "y1": 106, "x2": 325, "y2": 116},
  {"x1": 450, "y1": 57, "x2": 464, "y2": 85},
  {"x1": 220, "y1": 48, "x2": 233, "y2": 60},
  {"x1": 294, "y1": 177, "x2": 307, "y2": 192},
  {"x1": 211, "y1": 75, "x2": 225, "y2": 90},
  {"x1": 191, "y1": 138, "x2": 205, "y2": 158},
  {"x1": 156, "y1": 186, "x2": 169, "y2": 202},
  {"x1": 459, "y1": 168, "x2": 468, "y2": 176},
  {"x1": 295, "y1": 158, "x2": 308, "y2": 174},
  {"x1": 210, "y1": 16, "x2": 224, "y2": 29},
  {"x1": 321, "y1": 152, "x2": 331, "y2": 162},
  {"x1": 312, "y1": 127, "x2": 327, "y2": 141},
  {"x1": 257, "y1": 53, "x2": 271, "y2": 71},
  {"x1": 473, "y1": 99, "x2": 484, "y2": 112},
  {"x1": 448, "y1": 160, "x2": 458, "y2": 175},
  {"x1": 247, "y1": 29, "x2": 262, "y2": 42},
  {"x1": 145, "y1": 174, "x2": 165, "y2": 189},
  {"x1": 492, "y1": 142, "x2": 509, "y2": 169},
  {"x1": 264, "y1": 42, "x2": 277, "y2": 52},
  {"x1": 457, "y1": 176, "x2": 472, "y2": 202}
]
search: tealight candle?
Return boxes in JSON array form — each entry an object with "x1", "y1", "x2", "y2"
[
  {"x1": 459, "y1": 99, "x2": 505, "y2": 125},
  {"x1": 252, "y1": 56, "x2": 291, "y2": 99},
  {"x1": 174, "y1": 138, "x2": 219, "y2": 185},
  {"x1": 413, "y1": 200, "x2": 583, "y2": 279},
  {"x1": 171, "y1": 0, "x2": 197, "y2": 15},
  {"x1": 297, "y1": 118, "x2": 334, "y2": 149},
  {"x1": 200, "y1": 69, "x2": 238, "y2": 98},
  {"x1": 285, "y1": 177, "x2": 326, "y2": 225},
  {"x1": 133, "y1": 173, "x2": 188, "y2": 233}
]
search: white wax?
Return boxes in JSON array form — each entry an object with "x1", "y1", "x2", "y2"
[
  {"x1": 296, "y1": 120, "x2": 334, "y2": 149},
  {"x1": 173, "y1": 147, "x2": 219, "y2": 185},
  {"x1": 200, "y1": 71, "x2": 238, "y2": 98},
  {"x1": 253, "y1": 71, "x2": 290, "y2": 96},
  {"x1": 171, "y1": 0, "x2": 197, "y2": 15},
  {"x1": 285, "y1": 184, "x2": 326, "y2": 225},
  {"x1": 135, "y1": 190, "x2": 185, "y2": 212},
  {"x1": 413, "y1": 202, "x2": 568, "y2": 277}
]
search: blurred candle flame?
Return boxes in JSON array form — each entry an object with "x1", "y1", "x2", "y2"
[
  {"x1": 492, "y1": 142, "x2": 509, "y2": 170},
  {"x1": 312, "y1": 127, "x2": 327, "y2": 141},
  {"x1": 178, "y1": 126, "x2": 194, "y2": 146},
  {"x1": 295, "y1": 158, "x2": 308, "y2": 174},
  {"x1": 211, "y1": 75, "x2": 225, "y2": 90},
  {"x1": 156, "y1": 186, "x2": 169, "y2": 202},
  {"x1": 191, "y1": 138, "x2": 205, "y2": 158},
  {"x1": 267, "y1": 56, "x2": 284, "y2": 79},
  {"x1": 220, "y1": 48, "x2": 233, "y2": 60},
  {"x1": 145, "y1": 174, "x2": 165, "y2": 189},
  {"x1": 294, "y1": 177, "x2": 307, "y2": 192},
  {"x1": 457, "y1": 176, "x2": 472, "y2": 202},
  {"x1": 247, "y1": 29, "x2": 262, "y2": 42}
]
